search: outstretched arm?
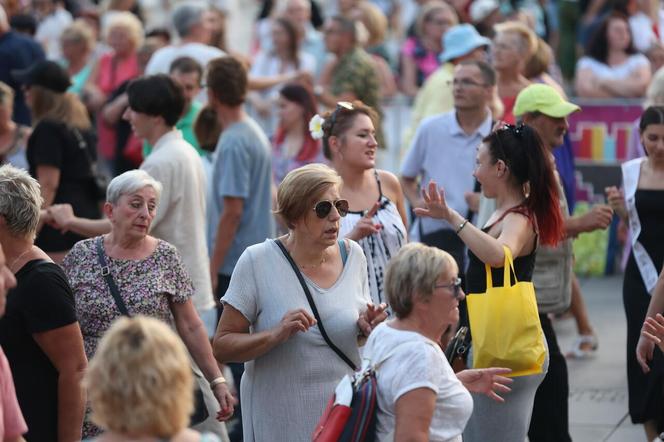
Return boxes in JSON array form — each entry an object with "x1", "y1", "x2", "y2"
[{"x1": 414, "y1": 181, "x2": 535, "y2": 266}]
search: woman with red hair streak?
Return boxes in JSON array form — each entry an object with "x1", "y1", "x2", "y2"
[
  {"x1": 271, "y1": 83, "x2": 323, "y2": 185},
  {"x1": 416, "y1": 123, "x2": 565, "y2": 442}
]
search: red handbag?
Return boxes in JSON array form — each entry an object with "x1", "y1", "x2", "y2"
[{"x1": 312, "y1": 368, "x2": 377, "y2": 442}]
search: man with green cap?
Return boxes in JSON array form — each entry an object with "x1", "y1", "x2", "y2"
[{"x1": 513, "y1": 83, "x2": 613, "y2": 442}]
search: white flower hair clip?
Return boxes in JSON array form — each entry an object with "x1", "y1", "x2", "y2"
[{"x1": 309, "y1": 114, "x2": 325, "y2": 140}]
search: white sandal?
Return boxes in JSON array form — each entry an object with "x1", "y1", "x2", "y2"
[{"x1": 566, "y1": 334, "x2": 598, "y2": 359}]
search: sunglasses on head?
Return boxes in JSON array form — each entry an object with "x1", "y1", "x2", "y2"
[
  {"x1": 313, "y1": 199, "x2": 349, "y2": 218},
  {"x1": 329, "y1": 101, "x2": 354, "y2": 128}
]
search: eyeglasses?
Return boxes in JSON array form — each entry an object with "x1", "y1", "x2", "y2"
[
  {"x1": 448, "y1": 79, "x2": 488, "y2": 89},
  {"x1": 434, "y1": 277, "x2": 463, "y2": 299},
  {"x1": 313, "y1": 199, "x2": 349, "y2": 218},
  {"x1": 329, "y1": 101, "x2": 354, "y2": 129},
  {"x1": 426, "y1": 17, "x2": 453, "y2": 26}
]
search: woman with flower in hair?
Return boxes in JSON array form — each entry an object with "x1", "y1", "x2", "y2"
[
  {"x1": 417, "y1": 123, "x2": 565, "y2": 442},
  {"x1": 314, "y1": 100, "x2": 408, "y2": 309},
  {"x1": 272, "y1": 84, "x2": 323, "y2": 185}
]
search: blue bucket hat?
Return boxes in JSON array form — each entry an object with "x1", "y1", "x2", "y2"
[{"x1": 439, "y1": 24, "x2": 492, "y2": 63}]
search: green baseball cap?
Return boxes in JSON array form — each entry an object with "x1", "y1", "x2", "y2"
[{"x1": 513, "y1": 84, "x2": 580, "y2": 118}]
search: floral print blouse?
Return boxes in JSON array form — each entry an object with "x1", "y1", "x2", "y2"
[{"x1": 63, "y1": 237, "x2": 193, "y2": 360}]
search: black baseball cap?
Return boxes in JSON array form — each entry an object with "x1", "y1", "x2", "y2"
[{"x1": 11, "y1": 60, "x2": 72, "y2": 93}]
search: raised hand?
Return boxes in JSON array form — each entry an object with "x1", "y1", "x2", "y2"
[
  {"x1": 605, "y1": 186, "x2": 626, "y2": 220},
  {"x1": 413, "y1": 180, "x2": 453, "y2": 222},
  {"x1": 358, "y1": 303, "x2": 388, "y2": 337},
  {"x1": 580, "y1": 204, "x2": 613, "y2": 232},
  {"x1": 272, "y1": 309, "x2": 317, "y2": 344},
  {"x1": 457, "y1": 367, "x2": 513, "y2": 402},
  {"x1": 348, "y1": 201, "x2": 382, "y2": 241}
]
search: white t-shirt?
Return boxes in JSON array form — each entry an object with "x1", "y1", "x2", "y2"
[
  {"x1": 140, "y1": 130, "x2": 215, "y2": 312},
  {"x1": 363, "y1": 322, "x2": 473, "y2": 442},
  {"x1": 35, "y1": 7, "x2": 72, "y2": 60},
  {"x1": 576, "y1": 53, "x2": 649, "y2": 81}
]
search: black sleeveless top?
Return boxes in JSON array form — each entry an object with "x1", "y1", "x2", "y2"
[{"x1": 465, "y1": 206, "x2": 538, "y2": 294}]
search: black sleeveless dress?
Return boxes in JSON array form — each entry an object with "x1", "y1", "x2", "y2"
[
  {"x1": 465, "y1": 206, "x2": 537, "y2": 297},
  {"x1": 623, "y1": 189, "x2": 664, "y2": 425}
]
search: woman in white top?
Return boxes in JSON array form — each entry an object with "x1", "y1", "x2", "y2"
[
  {"x1": 321, "y1": 101, "x2": 408, "y2": 309},
  {"x1": 247, "y1": 17, "x2": 316, "y2": 136},
  {"x1": 575, "y1": 12, "x2": 651, "y2": 98},
  {"x1": 363, "y1": 243, "x2": 512, "y2": 442},
  {"x1": 213, "y1": 164, "x2": 388, "y2": 442}
]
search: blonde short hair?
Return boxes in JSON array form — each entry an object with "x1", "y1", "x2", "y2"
[
  {"x1": 494, "y1": 21, "x2": 538, "y2": 59},
  {"x1": 103, "y1": 11, "x2": 144, "y2": 49},
  {"x1": 85, "y1": 316, "x2": 194, "y2": 437},
  {"x1": 355, "y1": 2, "x2": 387, "y2": 47},
  {"x1": 275, "y1": 163, "x2": 341, "y2": 228},
  {"x1": 385, "y1": 243, "x2": 457, "y2": 319},
  {"x1": 0, "y1": 164, "x2": 43, "y2": 239},
  {"x1": 60, "y1": 19, "x2": 96, "y2": 52},
  {"x1": 524, "y1": 37, "x2": 553, "y2": 79},
  {"x1": 415, "y1": 1, "x2": 458, "y2": 39}
]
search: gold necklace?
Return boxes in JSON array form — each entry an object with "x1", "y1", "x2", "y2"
[{"x1": 298, "y1": 254, "x2": 327, "y2": 270}]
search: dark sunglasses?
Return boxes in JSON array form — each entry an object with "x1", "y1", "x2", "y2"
[
  {"x1": 313, "y1": 199, "x2": 349, "y2": 218},
  {"x1": 329, "y1": 101, "x2": 354, "y2": 129},
  {"x1": 435, "y1": 277, "x2": 463, "y2": 300}
]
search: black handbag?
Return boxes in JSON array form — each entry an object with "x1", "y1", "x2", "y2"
[
  {"x1": 95, "y1": 236, "x2": 209, "y2": 425},
  {"x1": 444, "y1": 326, "x2": 470, "y2": 372},
  {"x1": 73, "y1": 128, "x2": 109, "y2": 201}
]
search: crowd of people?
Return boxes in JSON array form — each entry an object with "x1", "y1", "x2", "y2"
[{"x1": 1, "y1": 0, "x2": 664, "y2": 441}]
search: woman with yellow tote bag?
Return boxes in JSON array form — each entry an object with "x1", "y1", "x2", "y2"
[{"x1": 414, "y1": 124, "x2": 565, "y2": 442}]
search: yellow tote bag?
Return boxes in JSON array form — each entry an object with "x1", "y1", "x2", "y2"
[{"x1": 466, "y1": 246, "x2": 546, "y2": 377}]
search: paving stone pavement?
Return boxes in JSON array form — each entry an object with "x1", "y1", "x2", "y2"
[{"x1": 550, "y1": 275, "x2": 647, "y2": 442}]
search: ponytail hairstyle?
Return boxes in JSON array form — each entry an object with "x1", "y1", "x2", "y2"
[
  {"x1": 483, "y1": 124, "x2": 564, "y2": 246},
  {"x1": 319, "y1": 100, "x2": 379, "y2": 160}
]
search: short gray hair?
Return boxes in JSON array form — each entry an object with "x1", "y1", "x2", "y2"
[
  {"x1": 172, "y1": 1, "x2": 207, "y2": 38},
  {"x1": 0, "y1": 165, "x2": 43, "y2": 238},
  {"x1": 107, "y1": 170, "x2": 163, "y2": 206},
  {"x1": 385, "y1": 243, "x2": 457, "y2": 319}
]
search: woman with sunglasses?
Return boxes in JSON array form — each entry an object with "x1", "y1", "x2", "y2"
[
  {"x1": 213, "y1": 163, "x2": 388, "y2": 442},
  {"x1": 319, "y1": 100, "x2": 408, "y2": 310},
  {"x1": 363, "y1": 243, "x2": 513, "y2": 441},
  {"x1": 415, "y1": 124, "x2": 565, "y2": 442}
]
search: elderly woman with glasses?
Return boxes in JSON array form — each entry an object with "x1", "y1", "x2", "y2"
[
  {"x1": 213, "y1": 163, "x2": 388, "y2": 442},
  {"x1": 363, "y1": 243, "x2": 512, "y2": 441},
  {"x1": 62, "y1": 170, "x2": 234, "y2": 438},
  {"x1": 0, "y1": 164, "x2": 87, "y2": 442}
]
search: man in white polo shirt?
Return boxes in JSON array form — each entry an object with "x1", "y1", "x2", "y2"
[{"x1": 400, "y1": 60, "x2": 495, "y2": 275}]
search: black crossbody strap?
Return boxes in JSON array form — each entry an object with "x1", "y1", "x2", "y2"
[
  {"x1": 274, "y1": 239, "x2": 356, "y2": 370},
  {"x1": 95, "y1": 236, "x2": 131, "y2": 317}
]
